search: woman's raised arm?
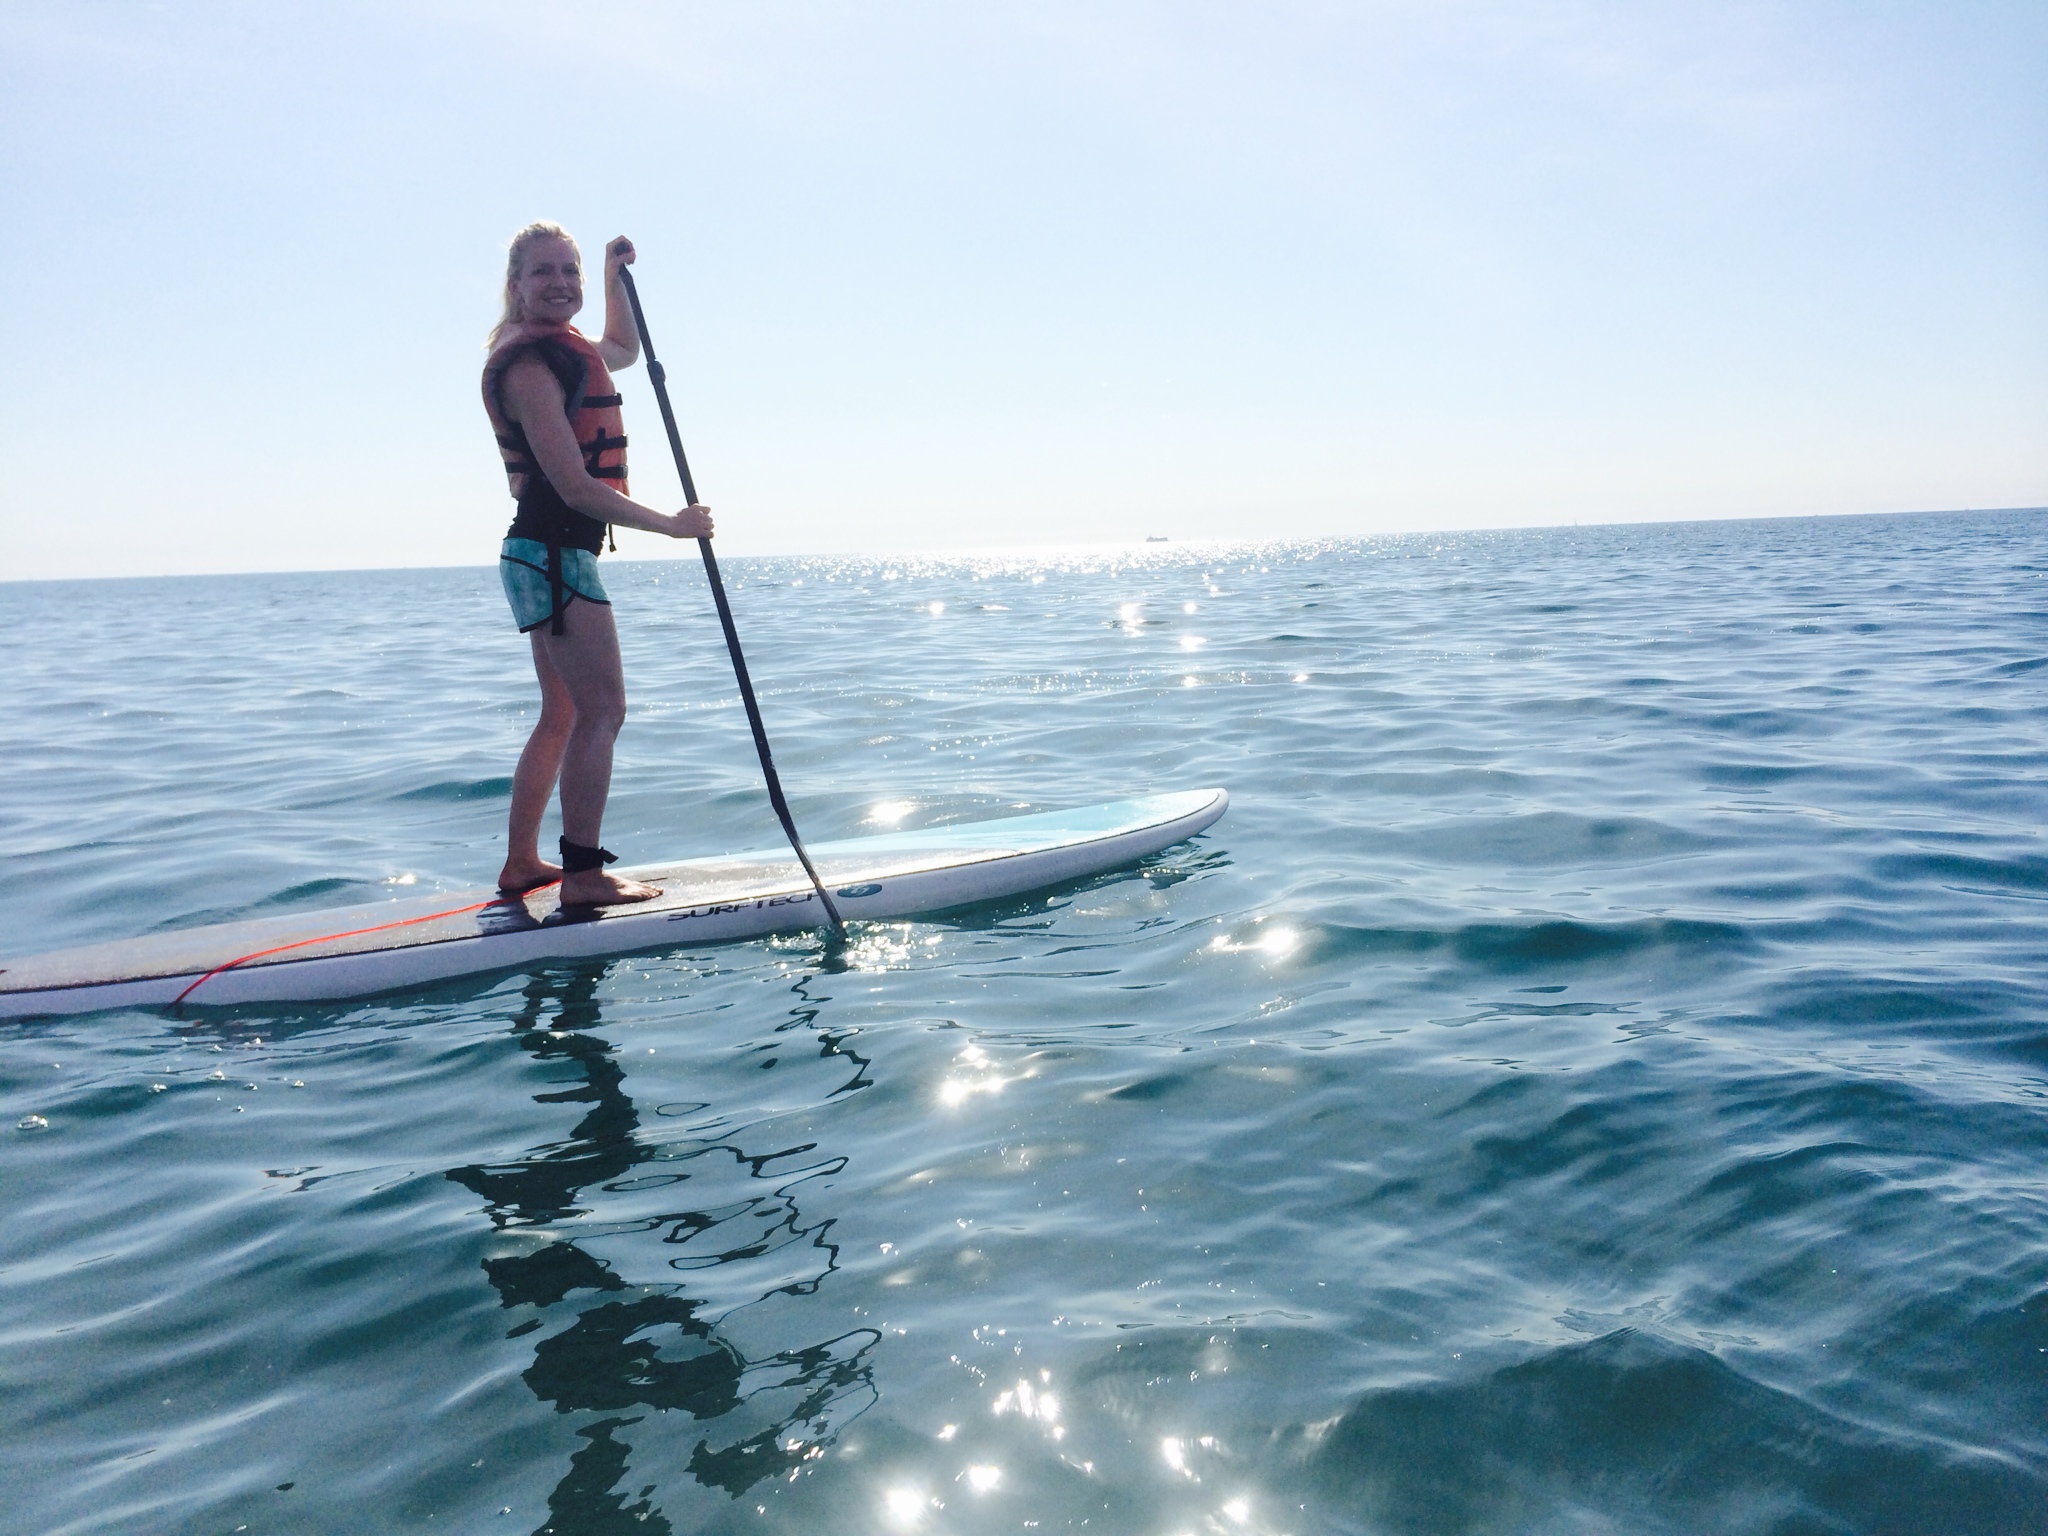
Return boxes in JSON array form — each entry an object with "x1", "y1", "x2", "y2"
[{"x1": 594, "y1": 236, "x2": 641, "y2": 372}]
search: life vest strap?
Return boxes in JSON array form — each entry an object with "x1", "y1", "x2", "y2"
[
  {"x1": 582, "y1": 427, "x2": 628, "y2": 483},
  {"x1": 580, "y1": 394, "x2": 623, "y2": 409}
]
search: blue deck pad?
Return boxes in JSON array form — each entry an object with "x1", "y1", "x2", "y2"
[{"x1": 743, "y1": 791, "x2": 1217, "y2": 862}]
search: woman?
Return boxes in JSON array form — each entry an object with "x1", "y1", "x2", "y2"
[{"x1": 482, "y1": 222, "x2": 713, "y2": 905}]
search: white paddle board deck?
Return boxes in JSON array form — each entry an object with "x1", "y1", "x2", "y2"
[{"x1": 0, "y1": 789, "x2": 1227, "y2": 1018}]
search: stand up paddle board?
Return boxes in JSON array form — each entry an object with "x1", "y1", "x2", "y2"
[{"x1": 0, "y1": 789, "x2": 1226, "y2": 1018}]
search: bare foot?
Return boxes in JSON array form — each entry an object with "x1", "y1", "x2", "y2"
[
  {"x1": 499, "y1": 858, "x2": 563, "y2": 895},
  {"x1": 559, "y1": 869, "x2": 663, "y2": 907}
]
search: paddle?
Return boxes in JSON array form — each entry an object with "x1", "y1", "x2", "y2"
[{"x1": 616, "y1": 264, "x2": 846, "y2": 940}]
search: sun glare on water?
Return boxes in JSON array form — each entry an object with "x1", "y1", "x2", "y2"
[
  {"x1": 883, "y1": 1486, "x2": 928, "y2": 1528},
  {"x1": 938, "y1": 1042, "x2": 1012, "y2": 1106},
  {"x1": 1208, "y1": 921, "x2": 1300, "y2": 958}
]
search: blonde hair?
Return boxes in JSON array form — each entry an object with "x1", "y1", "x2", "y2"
[{"x1": 487, "y1": 221, "x2": 580, "y2": 350}]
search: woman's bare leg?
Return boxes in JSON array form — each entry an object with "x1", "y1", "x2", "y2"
[
  {"x1": 499, "y1": 631, "x2": 574, "y2": 892},
  {"x1": 538, "y1": 598, "x2": 660, "y2": 906}
]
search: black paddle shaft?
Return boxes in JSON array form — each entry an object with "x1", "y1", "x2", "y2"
[{"x1": 616, "y1": 265, "x2": 845, "y2": 938}]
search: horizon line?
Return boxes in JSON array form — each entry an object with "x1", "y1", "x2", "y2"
[{"x1": 5, "y1": 503, "x2": 2042, "y2": 587}]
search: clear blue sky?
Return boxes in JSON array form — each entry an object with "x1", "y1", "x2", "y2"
[{"x1": 4, "y1": 0, "x2": 2043, "y2": 578}]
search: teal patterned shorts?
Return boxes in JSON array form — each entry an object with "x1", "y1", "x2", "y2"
[{"x1": 499, "y1": 538, "x2": 609, "y2": 633}]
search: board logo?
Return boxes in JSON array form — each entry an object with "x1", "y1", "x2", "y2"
[
  {"x1": 666, "y1": 890, "x2": 815, "y2": 924},
  {"x1": 835, "y1": 883, "x2": 883, "y2": 898}
]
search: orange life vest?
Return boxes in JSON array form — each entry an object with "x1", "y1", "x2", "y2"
[{"x1": 481, "y1": 323, "x2": 630, "y2": 506}]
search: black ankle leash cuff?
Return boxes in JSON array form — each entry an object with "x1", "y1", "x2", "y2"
[{"x1": 559, "y1": 838, "x2": 619, "y2": 874}]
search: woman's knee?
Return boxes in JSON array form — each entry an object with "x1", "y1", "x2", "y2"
[
  {"x1": 576, "y1": 690, "x2": 628, "y2": 738},
  {"x1": 532, "y1": 700, "x2": 576, "y2": 746}
]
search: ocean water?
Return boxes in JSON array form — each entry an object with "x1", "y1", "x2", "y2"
[{"x1": 2, "y1": 509, "x2": 2045, "y2": 1536}]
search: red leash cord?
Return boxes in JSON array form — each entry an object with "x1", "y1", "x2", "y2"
[{"x1": 171, "y1": 882, "x2": 561, "y2": 1006}]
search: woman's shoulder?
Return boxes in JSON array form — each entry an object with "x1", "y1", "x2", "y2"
[{"x1": 487, "y1": 328, "x2": 592, "y2": 396}]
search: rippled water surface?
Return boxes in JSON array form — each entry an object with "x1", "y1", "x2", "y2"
[{"x1": 4, "y1": 511, "x2": 2046, "y2": 1535}]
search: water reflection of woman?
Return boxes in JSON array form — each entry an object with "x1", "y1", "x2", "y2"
[
  {"x1": 449, "y1": 971, "x2": 880, "y2": 1522},
  {"x1": 482, "y1": 222, "x2": 714, "y2": 906}
]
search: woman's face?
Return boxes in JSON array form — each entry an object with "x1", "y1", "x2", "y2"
[{"x1": 512, "y1": 236, "x2": 584, "y2": 326}]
